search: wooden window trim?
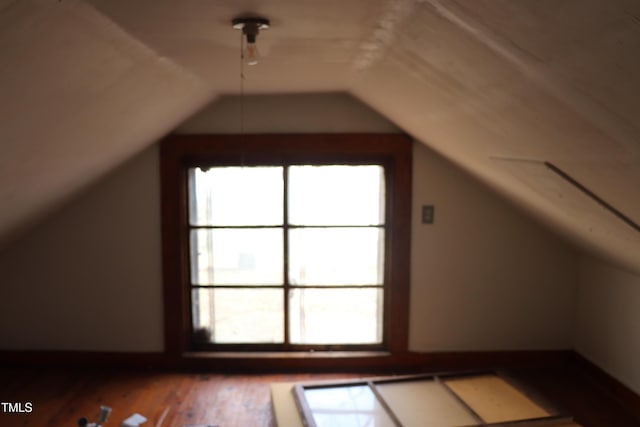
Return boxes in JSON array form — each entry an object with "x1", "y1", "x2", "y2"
[{"x1": 160, "y1": 134, "x2": 412, "y2": 362}]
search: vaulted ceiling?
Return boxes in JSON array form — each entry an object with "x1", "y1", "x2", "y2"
[{"x1": 1, "y1": 0, "x2": 639, "y2": 272}]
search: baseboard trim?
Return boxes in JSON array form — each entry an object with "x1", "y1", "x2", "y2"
[
  {"x1": 0, "y1": 350, "x2": 172, "y2": 370},
  {"x1": 570, "y1": 352, "x2": 640, "y2": 421},
  {"x1": 0, "y1": 349, "x2": 571, "y2": 372}
]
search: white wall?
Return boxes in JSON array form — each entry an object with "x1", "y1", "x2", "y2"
[
  {"x1": 0, "y1": 146, "x2": 164, "y2": 351},
  {"x1": 575, "y1": 257, "x2": 640, "y2": 394},
  {"x1": 410, "y1": 143, "x2": 578, "y2": 351},
  {"x1": 0, "y1": 93, "x2": 579, "y2": 352},
  {"x1": 176, "y1": 93, "x2": 401, "y2": 134}
]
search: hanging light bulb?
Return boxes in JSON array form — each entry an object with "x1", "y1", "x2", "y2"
[
  {"x1": 232, "y1": 17, "x2": 270, "y2": 66},
  {"x1": 244, "y1": 33, "x2": 260, "y2": 66}
]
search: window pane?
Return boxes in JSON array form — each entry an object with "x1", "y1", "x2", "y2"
[
  {"x1": 190, "y1": 229, "x2": 283, "y2": 285},
  {"x1": 288, "y1": 165, "x2": 385, "y2": 225},
  {"x1": 443, "y1": 375, "x2": 550, "y2": 423},
  {"x1": 289, "y1": 288, "x2": 382, "y2": 344},
  {"x1": 304, "y1": 385, "x2": 396, "y2": 427},
  {"x1": 189, "y1": 166, "x2": 283, "y2": 226},
  {"x1": 376, "y1": 380, "x2": 479, "y2": 427},
  {"x1": 192, "y1": 288, "x2": 283, "y2": 343},
  {"x1": 289, "y1": 228, "x2": 384, "y2": 285}
]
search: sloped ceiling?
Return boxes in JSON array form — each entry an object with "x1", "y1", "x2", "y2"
[{"x1": 1, "y1": 0, "x2": 639, "y2": 272}]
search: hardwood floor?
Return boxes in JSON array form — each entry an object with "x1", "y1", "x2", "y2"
[
  {"x1": 0, "y1": 366, "x2": 638, "y2": 427},
  {"x1": 0, "y1": 368, "x2": 367, "y2": 427},
  {"x1": 511, "y1": 366, "x2": 640, "y2": 427}
]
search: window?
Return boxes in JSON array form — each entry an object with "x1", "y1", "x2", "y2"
[
  {"x1": 161, "y1": 134, "x2": 411, "y2": 357},
  {"x1": 190, "y1": 164, "x2": 385, "y2": 346},
  {"x1": 292, "y1": 372, "x2": 571, "y2": 426}
]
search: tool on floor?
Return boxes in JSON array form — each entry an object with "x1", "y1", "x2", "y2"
[{"x1": 77, "y1": 405, "x2": 111, "y2": 427}]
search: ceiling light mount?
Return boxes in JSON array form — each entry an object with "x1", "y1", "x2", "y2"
[
  {"x1": 232, "y1": 17, "x2": 270, "y2": 31},
  {"x1": 232, "y1": 17, "x2": 270, "y2": 44}
]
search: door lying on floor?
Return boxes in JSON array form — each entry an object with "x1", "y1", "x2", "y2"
[{"x1": 293, "y1": 372, "x2": 581, "y2": 427}]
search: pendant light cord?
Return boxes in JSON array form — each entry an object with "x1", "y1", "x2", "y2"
[{"x1": 240, "y1": 30, "x2": 245, "y2": 136}]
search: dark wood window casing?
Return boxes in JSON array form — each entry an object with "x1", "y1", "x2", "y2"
[{"x1": 160, "y1": 134, "x2": 412, "y2": 360}]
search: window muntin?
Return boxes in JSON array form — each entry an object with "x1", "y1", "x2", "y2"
[{"x1": 188, "y1": 164, "x2": 386, "y2": 347}]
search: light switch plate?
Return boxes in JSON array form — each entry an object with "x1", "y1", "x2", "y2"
[{"x1": 422, "y1": 205, "x2": 434, "y2": 224}]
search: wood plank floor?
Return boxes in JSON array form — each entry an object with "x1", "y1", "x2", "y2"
[
  {"x1": 0, "y1": 368, "x2": 367, "y2": 427},
  {"x1": 0, "y1": 366, "x2": 638, "y2": 427}
]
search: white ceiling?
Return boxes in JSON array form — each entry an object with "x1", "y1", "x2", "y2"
[{"x1": 1, "y1": 0, "x2": 639, "y2": 272}]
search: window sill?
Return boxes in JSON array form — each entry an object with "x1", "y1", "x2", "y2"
[
  {"x1": 183, "y1": 350, "x2": 392, "y2": 359},
  {"x1": 177, "y1": 350, "x2": 424, "y2": 372}
]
